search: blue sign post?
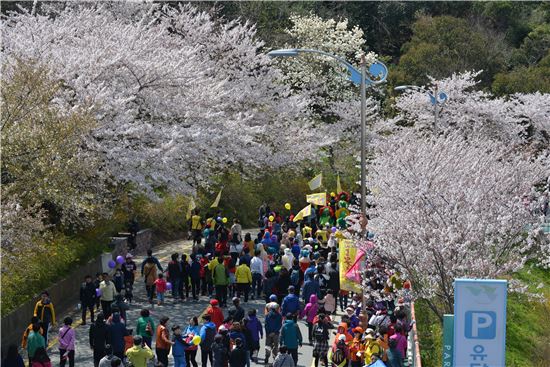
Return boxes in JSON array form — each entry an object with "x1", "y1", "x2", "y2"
[
  {"x1": 454, "y1": 279, "x2": 507, "y2": 367},
  {"x1": 442, "y1": 314, "x2": 454, "y2": 367}
]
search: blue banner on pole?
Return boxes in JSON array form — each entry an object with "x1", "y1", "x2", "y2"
[
  {"x1": 442, "y1": 314, "x2": 454, "y2": 367},
  {"x1": 454, "y1": 279, "x2": 507, "y2": 367}
]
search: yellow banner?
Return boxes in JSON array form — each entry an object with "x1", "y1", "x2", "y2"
[
  {"x1": 186, "y1": 197, "x2": 196, "y2": 220},
  {"x1": 308, "y1": 173, "x2": 322, "y2": 191},
  {"x1": 339, "y1": 239, "x2": 362, "y2": 293},
  {"x1": 210, "y1": 189, "x2": 222, "y2": 208},
  {"x1": 293, "y1": 204, "x2": 312, "y2": 222},
  {"x1": 306, "y1": 193, "x2": 326, "y2": 206},
  {"x1": 336, "y1": 175, "x2": 342, "y2": 194}
]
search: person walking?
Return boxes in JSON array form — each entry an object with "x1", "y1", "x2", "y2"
[
  {"x1": 249, "y1": 250, "x2": 264, "y2": 299},
  {"x1": 312, "y1": 314, "x2": 330, "y2": 367},
  {"x1": 228, "y1": 297, "x2": 245, "y2": 323},
  {"x1": 80, "y1": 275, "x2": 97, "y2": 325},
  {"x1": 154, "y1": 273, "x2": 167, "y2": 306},
  {"x1": 58, "y1": 317, "x2": 76, "y2": 367},
  {"x1": 245, "y1": 309, "x2": 263, "y2": 362},
  {"x1": 301, "y1": 294, "x2": 318, "y2": 344},
  {"x1": 89, "y1": 313, "x2": 110, "y2": 367},
  {"x1": 168, "y1": 253, "x2": 183, "y2": 301},
  {"x1": 279, "y1": 314, "x2": 302, "y2": 366},
  {"x1": 301, "y1": 273, "x2": 320, "y2": 305},
  {"x1": 108, "y1": 313, "x2": 126, "y2": 359},
  {"x1": 199, "y1": 314, "x2": 217, "y2": 367},
  {"x1": 125, "y1": 336, "x2": 154, "y2": 367},
  {"x1": 21, "y1": 316, "x2": 44, "y2": 352},
  {"x1": 264, "y1": 302, "x2": 282, "y2": 365},
  {"x1": 142, "y1": 251, "x2": 162, "y2": 304},
  {"x1": 190, "y1": 254, "x2": 202, "y2": 300},
  {"x1": 272, "y1": 346, "x2": 295, "y2": 367},
  {"x1": 385, "y1": 338, "x2": 404, "y2": 367},
  {"x1": 2, "y1": 344, "x2": 24, "y2": 367},
  {"x1": 172, "y1": 325, "x2": 191, "y2": 367},
  {"x1": 211, "y1": 334, "x2": 228, "y2": 367},
  {"x1": 155, "y1": 316, "x2": 172, "y2": 367},
  {"x1": 235, "y1": 260, "x2": 252, "y2": 302},
  {"x1": 27, "y1": 323, "x2": 45, "y2": 364},
  {"x1": 206, "y1": 299, "x2": 224, "y2": 329},
  {"x1": 136, "y1": 309, "x2": 155, "y2": 348},
  {"x1": 30, "y1": 347, "x2": 51, "y2": 367},
  {"x1": 281, "y1": 287, "x2": 300, "y2": 317},
  {"x1": 33, "y1": 291, "x2": 56, "y2": 345},
  {"x1": 229, "y1": 338, "x2": 247, "y2": 367},
  {"x1": 99, "y1": 273, "x2": 116, "y2": 319},
  {"x1": 212, "y1": 256, "x2": 229, "y2": 307},
  {"x1": 181, "y1": 254, "x2": 191, "y2": 300},
  {"x1": 184, "y1": 317, "x2": 201, "y2": 367}
]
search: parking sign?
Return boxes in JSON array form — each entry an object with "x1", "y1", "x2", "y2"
[{"x1": 454, "y1": 279, "x2": 507, "y2": 367}]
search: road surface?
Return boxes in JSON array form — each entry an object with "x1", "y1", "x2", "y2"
[{"x1": 39, "y1": 237, "x2": 340, "y2": 366}]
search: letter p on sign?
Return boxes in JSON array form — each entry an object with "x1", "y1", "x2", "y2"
[{"x1": 465, "y1": 311, "x2": 496, "y2": 339}]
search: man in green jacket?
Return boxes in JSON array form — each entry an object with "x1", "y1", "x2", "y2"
[
  {"x1": 126, "y1": 335, "x2": 154, "y2": 367},
  {"x1": 279, "y1": 314, "x2": 302, "y2": 367},
  {"x1": 212, "y1": 256, "x2": 229, "y2": 307},
  {"x1": 27, "y1": 323, "x2": 46, "y2": 363}
]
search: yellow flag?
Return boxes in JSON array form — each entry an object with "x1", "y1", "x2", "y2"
[
  {"x1": 210, "y1": 189, "x2": 222, "y2": 208},
  {"x1": 186, "y1": 197, "x2": 196, "y2": 220},
  {"x1": 293, "y1": 204, "x2": 312, "y2": 222},
  {"x1": 339, "y1": 239, "x2": 362, "y2": 293},
  {"x1": 306, "y1": 193, "x2": 326, "y2": 206},
  {"x1": 308, "y1": 173, "x2": 322, "y2": 191},
  {"x1": 336, "y1": 175, "x2": 342, "y2": 194}
]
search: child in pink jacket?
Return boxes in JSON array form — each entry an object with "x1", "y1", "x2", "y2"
[{"x1": 301, "y1": 294, "x2": 318, "y2": 344}]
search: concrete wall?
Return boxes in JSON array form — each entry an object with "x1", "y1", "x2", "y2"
[{"x1": 1, "y1": 229, "x2": 153, "y2": 354}]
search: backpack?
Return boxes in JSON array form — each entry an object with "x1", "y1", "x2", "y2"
[
  {"x1": 201, "y1": 327, "x2": 216, "y2": 350},
  {"x1": 331, "y1": 347, "x2": 346, "y2": 365},
  {"x1": 313, "y1": 324, "x2": 326, "y2": 342},
  {"x1": 290, "y1": 269, "x2": 300, "y2": 287}
]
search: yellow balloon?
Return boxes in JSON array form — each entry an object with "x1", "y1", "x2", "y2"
[
  {"x1": 269, "y1": 215, "x2": 274, "y2": 222},
  {"x1": 192, "y1": 335, "x2": 201, "y2": 345},
  {"x1": 222, "y1": 217, "x2": 228, "y2": 223},
  {"x1": 284, "y1": 203, "x2": 291, "y2": 210},
  {"x1": 330, "y1": 192, "x2": 336, "y2": 197},
  {"x1": 289, "y1": 231, "x2": 296, "y2": 238}
]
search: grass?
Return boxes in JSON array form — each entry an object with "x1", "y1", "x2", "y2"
[{"x1": 415, "y1": 264, "x2": 550, "y2": 367}]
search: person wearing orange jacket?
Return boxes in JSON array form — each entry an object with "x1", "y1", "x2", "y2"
[
  {"x1": 155, "y1": 316, "x2": 173, "y2": 367},
  {"x1": 333, "y1": 322, "x2": 352, "y2": 347},
  {"x1": 33, "y1": 291, "x2": 56, "y2": 345},
  {"x1": 348, "y1": 327, "x2": 365, "y2": 367}
]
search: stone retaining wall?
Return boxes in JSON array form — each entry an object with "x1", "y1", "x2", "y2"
[{"x1": 1, "y1": 229, "x2": 153, "y2": 354}]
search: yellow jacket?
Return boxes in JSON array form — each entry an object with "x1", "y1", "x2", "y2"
[
  {"x1": 364, "y1": 340, "x2": 381, "y2": 364},
  {"x1": 126, "y1": 345, "x2": 154, "y2": 367},
  {"x1": 235, "y1": 264, "x2": 252, "y2": 284},
  {"x1": 34, "y1": 301, "x2": 56, "y2": 325}
]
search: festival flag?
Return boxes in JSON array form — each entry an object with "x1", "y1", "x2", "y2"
[
  {"x1": 306, "y1": 192, "x2": 326, "y2": 206},
  {"x1": 336, "y1": 174, "x2": 342, "y2": 194},
  {"x1": 186, "y1": 197, "x2": 196, "y2": 220},
  {"x1": 345, "y1": 248, "x2": 365, "y2": 283},
  {"x1": 308, "y1": 173, "x2": 323, "y2": 191},
  {"x1": 210, "y1": 189, "x2": 222, "y2": 208},
  {"x1": 293, "y1": 204, "x2": 312, "y2": 222},
  {"x1": 339, "y1": 239, "x2": 363, "y2": 293}
]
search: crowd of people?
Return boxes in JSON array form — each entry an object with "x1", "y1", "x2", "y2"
[{"x1": 4, "y1": 194, "x2": 412, "y2": 367}]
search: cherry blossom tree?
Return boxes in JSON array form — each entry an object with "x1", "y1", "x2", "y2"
[
  {"x1": 393, "y1": 71, "x2": 550, "y2": 148},
  {"x1": 363, "y1": 130, "x2": 549, "y2": 320},
  {"x1": 1, "y1": 2, "x2": 331, "y2": 197}
]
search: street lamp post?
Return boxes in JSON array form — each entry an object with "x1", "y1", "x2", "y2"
[
  {"x1": 395, "y1": 84, "x2": 448, "y2": 130},
  {"x1": 268, "y1": 48, "x2": 388, "y2": 218}
]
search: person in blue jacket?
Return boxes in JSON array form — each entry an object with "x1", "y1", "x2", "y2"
[
  {"x1": 279, "y1": 314, "x2": 302, "y2": 366},
  {"x1": 281, "y1": 286, "x2": 300, "y2": 316},
  {"x1": 108, "y1": 313, "x2": 127, "y2": 359},
  {"x1": 264, "y1": 304, "x2": 283, "y2": 364},
  {"x1": 301, "y1": 273, "x2": 320, "y2": 303},
  {"x1": 172, "y1": 325, "x2": 191, "y2": 367}
]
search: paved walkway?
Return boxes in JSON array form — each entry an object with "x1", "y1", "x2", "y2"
[{"x1": 41, "y1": 237, "x2": 339, "y2": 367}]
